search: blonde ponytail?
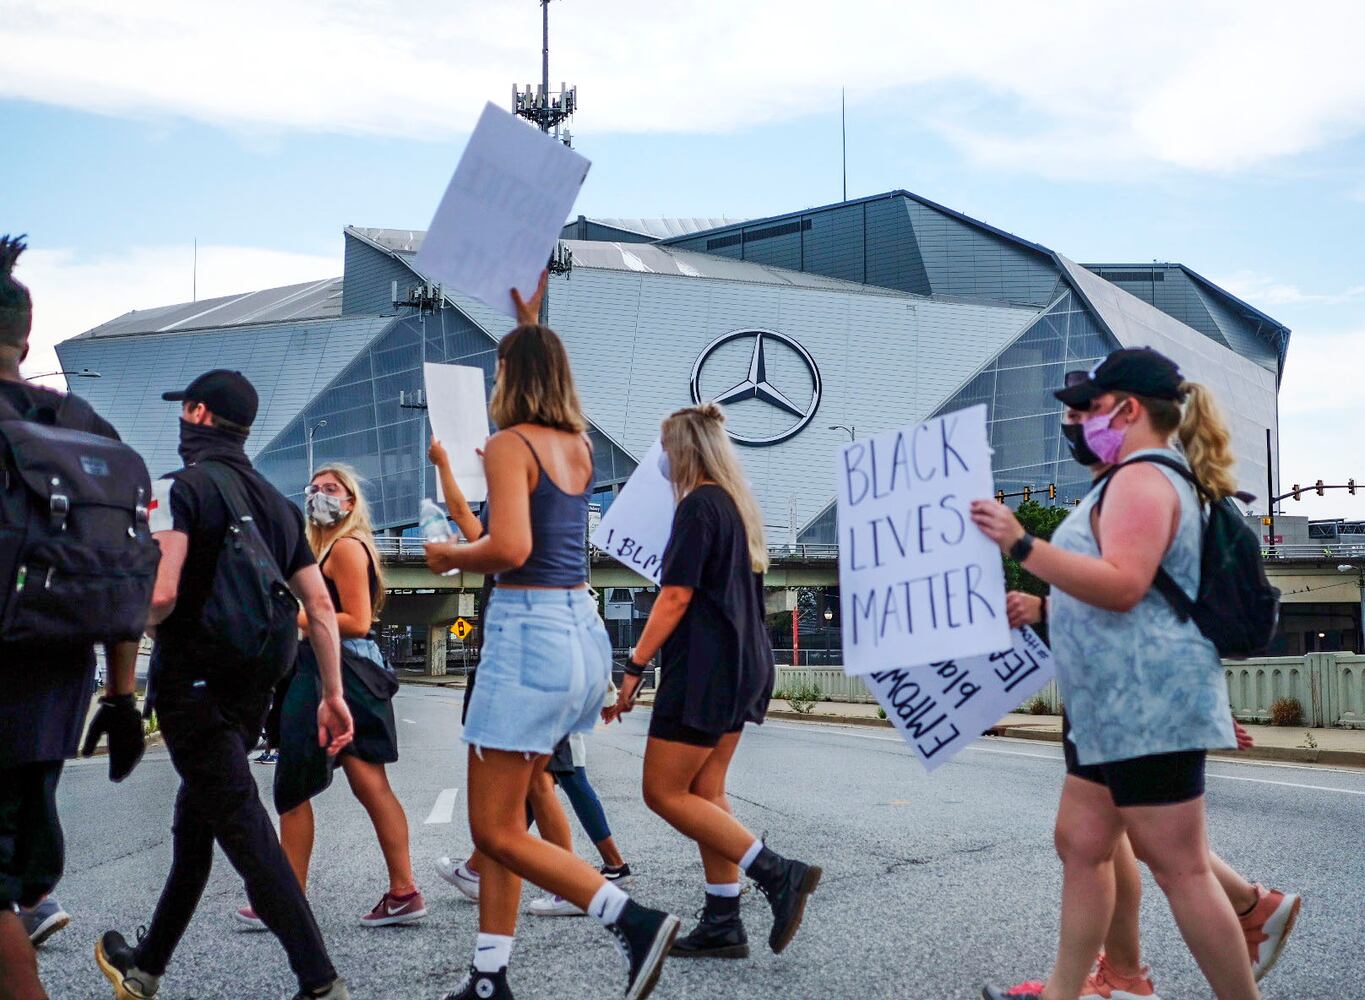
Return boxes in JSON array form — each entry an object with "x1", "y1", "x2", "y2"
[{"x1": 1176, "y1": 382, "x2": 1238, "y2": 500}]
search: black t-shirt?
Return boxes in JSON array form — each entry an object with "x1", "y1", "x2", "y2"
[
  {"x1": 151, "y1": 458, "x2": 315, "y2": 679},
  {"x1": 0, "y1": 382, "x2": 121, "y2": 766},
  {"x1": 657, "y1": 485, "x2": 774, "y2": 733}
]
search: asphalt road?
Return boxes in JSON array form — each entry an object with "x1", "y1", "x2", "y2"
[{"x1": 40, "y1": 685, "x2": 1365, "y2": 999}]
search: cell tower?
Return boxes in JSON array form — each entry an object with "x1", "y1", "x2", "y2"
[{"x1": 512, "y1": 0, "x2": 577, "y2": 147}]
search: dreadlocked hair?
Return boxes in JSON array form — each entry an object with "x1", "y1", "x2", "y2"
[{"x1": 0, "y1": 234, "x2": 33, "y2": 349}]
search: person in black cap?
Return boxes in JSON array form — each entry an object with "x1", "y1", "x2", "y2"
[
  {"x1": 1, "y1": 234, "x2": 145, "y2": 1000},
  {"x1": 972, "y1": 347, "x2": 1260, "y2": 1000},
  {"x1": 96, "y1": 369, "x2": 355, "y2": 1000}
]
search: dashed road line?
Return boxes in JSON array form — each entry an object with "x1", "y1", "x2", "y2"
[{"x1": 425, "y1": 788, "x2": 460, "y2": 824}]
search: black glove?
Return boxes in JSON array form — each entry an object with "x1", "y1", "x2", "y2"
[{"x1": 81, "y1": 693, "x2": 145, "y2": 782}]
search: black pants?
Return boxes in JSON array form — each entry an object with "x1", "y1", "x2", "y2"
[
  {"x1": 135, "y1": 681, "x2": 336, "y2": 992},
  {"x1": 0, "y1": 761, "x2": 64, "y2": 909}
]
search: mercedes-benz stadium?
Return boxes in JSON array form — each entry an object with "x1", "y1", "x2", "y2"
[{"x1": 55, "y1": 189, "x2": 1293, "y2": 669}]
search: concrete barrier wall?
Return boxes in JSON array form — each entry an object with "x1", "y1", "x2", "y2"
[{"x1": 772, "y1": 654, "x2": 1365, "y2": 728}]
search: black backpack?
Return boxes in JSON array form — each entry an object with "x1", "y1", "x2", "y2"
[
  {"x1": 194, "y1": 461, "x2": 301, "y2": 689},
  {"x1": 1097, "y1": 454, "x2": 1280, "y2": 659},
  {"x1": 0, "y1": 392, "x2": 160, "y2": 647}
]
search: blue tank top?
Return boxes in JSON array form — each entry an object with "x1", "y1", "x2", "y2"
[{"x1": 495, "y1": 430, "x2": 591, "y2": 588}]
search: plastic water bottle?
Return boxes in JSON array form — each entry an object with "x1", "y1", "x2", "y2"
[
  {"x1": 418, "y1": 498, "x2": 459, "y2": 578},
  {"x1": 418, "y1": 498, "x2": 452, "y2": 542}
]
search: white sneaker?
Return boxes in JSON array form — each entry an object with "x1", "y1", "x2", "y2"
[
  {"x1": 435, "y1": 856, "x2": 480, "y2": 902},
  {"x1": 528, "y1": 894, "x2": 585, "y2": 917}
]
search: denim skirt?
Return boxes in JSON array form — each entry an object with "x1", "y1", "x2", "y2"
[{"x1": 462, "y1": 588, "x2": 611, "y2": 755}]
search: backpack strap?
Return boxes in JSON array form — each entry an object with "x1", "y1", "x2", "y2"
[{"x1": 1092, "y1": 454, "x2": 1200, "y2": 624}]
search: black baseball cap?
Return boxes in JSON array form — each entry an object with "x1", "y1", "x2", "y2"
[
  {"x1": 1055, "y1": 348, "x2": 1185, "y2": 408},
  {"x1": 163, "y1": 369, "x2": 259, "y2": 427}
]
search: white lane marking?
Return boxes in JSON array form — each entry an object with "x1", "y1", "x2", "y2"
[
  {"x1": 1206, "y1": 773, "x2": 1365, "y2": 796},
  {"x1": 758, "y1": 721, "x2": 1365, "y2": 794},
  {"x1": 425, "y1": 788, "x2": 460, "y2": 824},
  {"x1": 402, "y1": 718, "x2": 417, "y2": 724}
]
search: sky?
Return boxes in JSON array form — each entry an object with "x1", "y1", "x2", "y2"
[{"x1": 3, "y1": 0, "x2": 1364, "y2": 518}]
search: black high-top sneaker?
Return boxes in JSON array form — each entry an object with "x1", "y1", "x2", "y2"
[
  {"x1": 291, "y1": 979, "x2": 350, "y2": 999},
  {"x1": 607, "y1": 899, "x2": 681, "y2": 1000},
  {"x1": 442, "y1": 965, "x2": 514, "y2": 1000},
  {"x1": 744, "y1": 846, "x2": 822, "y2": 954},
  {"x1": 95, "y1": 930, "x2": 161, "y2": 999},
  {"x1": 670, "y1": 893, "x2": 749, "y2": 959}
]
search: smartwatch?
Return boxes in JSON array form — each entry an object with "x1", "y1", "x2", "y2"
[{"x1": 1009, "y1": 533, "x2": 1036, "y2": 564}]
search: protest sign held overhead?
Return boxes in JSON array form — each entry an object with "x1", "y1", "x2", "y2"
[
  {"x1": 414, "y1": 102, "x2": 591, "y2": 319},
  {"x1": 590, "y1": 439, "x2": 673, "y2": 583},
  {"x1": 865, "y1": 626, "x2": 1055, "y2": 773},
  {"x1": 836, "y1": 404, "x2": 1008, "y2": 674},
  {"x1": 424, "y1": 363, "x2": 490, "y2": 503}
]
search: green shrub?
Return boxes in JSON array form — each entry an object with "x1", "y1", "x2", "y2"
[
  {"x1": 876, "y1": 706, "x2": 887, "y2": 720},
  {"x1": 1023, "y1": 694, "x2": 1052, "y2": 716},
  {"x1": 1270, "y1": 697, "x2": 1304, "y2": 727},
  {"x1": 774, "y1": 683, "x2": 822, "y2": 715}
]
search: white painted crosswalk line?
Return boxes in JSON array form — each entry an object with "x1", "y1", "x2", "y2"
[{"x1": 425, "y1": 788, "x2": 460, "y2": 825}]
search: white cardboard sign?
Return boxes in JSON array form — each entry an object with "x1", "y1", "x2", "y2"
[
  {"x1": 424, "y1": 362, "x2": 490, "y2": 503},
  {"x1": 589, "y1": 439, "x2": 673, "y2": 583},
  {"x1": 865, "y1": 626, "x2": 1055, "y2": 773},
  {"x1": 836, "y1": 404, "x2": 1009, "y2": 674},
  {"x1": 414, "y1": 102, "x2": 591, "y2": 319}
]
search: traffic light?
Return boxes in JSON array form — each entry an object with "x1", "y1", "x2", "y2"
[
  {"x1": 1292, "y1": 484, "x2": 1301, "y2": 501},
  {"x1": 1048, "y1": 483, "x2": 1057, "y2": 501},
  {"x1": 1350, "y1": 479, "x2": 1357, "y2": 496},
  {"x1": 995, "y1": 490, "x2": 1005, "y2": 503},
  {"x1": 1022, "y1": 486, "x2": 1032, "y2": 502},
  {"x1": 1316, "y1": 479, "x2": 1326, "y2": 496}
]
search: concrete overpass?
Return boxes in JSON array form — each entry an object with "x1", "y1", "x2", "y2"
[{"x1": 377, "y1": 538, "x2": 1365, "y2": 673}]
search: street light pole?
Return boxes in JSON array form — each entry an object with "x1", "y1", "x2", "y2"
[
  {"x1": 24, "y1": 368, "x2": 101, "y2": 382},
  {"x1": 306, "y1": 419, "x2": 328, "y2": 478},
  {"x1": 828, "y1": 423, "x2": 856, "y2": 442}
]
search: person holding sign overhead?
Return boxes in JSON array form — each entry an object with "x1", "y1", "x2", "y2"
[
  {"x1": 424, "y1": 274, "x2": 679, "y2": 1000},
  {"x1": 970, "y1": 349, "x2": 1258, "y2": 1000},
  {"x1": 605, "y1": 403, "x2": 822, "y2": 961}
]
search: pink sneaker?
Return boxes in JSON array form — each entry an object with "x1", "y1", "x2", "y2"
[
  {"x1": 1081, "y1": 953, "x2": 1161, "y2": 999},
  {"x1": 233, "y1": 905, "x2": 266, "y2": 931},
  {"x1": 1239, "y1": 884, "x2": 1301, "y2": 980},
  {"x1": 360, "y1": 889, "x2": 428, "y2": 927}
]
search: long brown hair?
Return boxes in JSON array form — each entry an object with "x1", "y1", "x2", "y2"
[
  {"x1": 1138, "y1": 381, "x2": 1238, "y2": 500},
  {"x1": 660, "y1": 403, "x2": 769, "y2": 573},
  {"x1": 488, "y1": 324, "x2": 587, "y2": 433},
  {"x1": 306, "y1": 463, "x2": 386, "y2": 617}
]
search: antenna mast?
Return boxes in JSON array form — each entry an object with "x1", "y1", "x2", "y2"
[{"x1": 512, "y1": 0, "x2": 578, "y2": 148}]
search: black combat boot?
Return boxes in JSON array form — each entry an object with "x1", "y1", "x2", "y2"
[
  {"x1": 745, "y1": 846, "x2": 822, "y2": 954},
  {"x1": 670, "y1": 893, "x2": 749, "y2": 959}
]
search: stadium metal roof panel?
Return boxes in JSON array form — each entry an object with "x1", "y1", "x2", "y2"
[
  {"x1": 74, "y1": 277, "x2": 342, "y2": 339},
  {"x1": 576, "y1": 217, "x2": 747, "y2": 239}
]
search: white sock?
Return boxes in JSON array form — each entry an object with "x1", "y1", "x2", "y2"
[
  {"x1": 738, "y1": 839, "x2": 764, "y2": 872},
  {"x1": 706, "y1": 882, "x2": 741, "y2": 898},
  {"x1": 587, "y1": 882, "x2": 629, "y2": 926},
  {"x1": 473, "y1": 933, "x2": 513, "y2": 973}
]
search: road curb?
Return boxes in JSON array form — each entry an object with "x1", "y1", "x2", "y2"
[{"x1": 763, "y1": 711, "x2": 1365, "y2": 768}]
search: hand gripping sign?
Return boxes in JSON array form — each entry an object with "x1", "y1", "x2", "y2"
[
  {"x1": 590, "y1": 439, "x2": 673, "y2": 583},
  {"x1": 836, "y1": 404, "x2": 1010, "y2": 675},
  {"x1": 866, "y1": 626, "x2": 1055, "y2": 773}
]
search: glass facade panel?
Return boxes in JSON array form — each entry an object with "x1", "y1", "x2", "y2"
[{"x1": 255, "y1": 305, "x2": 638, "y2": 530}]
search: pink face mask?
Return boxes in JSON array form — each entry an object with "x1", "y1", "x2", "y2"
[{"x1": 1081, "y1": 400, "x2": 1131, "y2": 465}]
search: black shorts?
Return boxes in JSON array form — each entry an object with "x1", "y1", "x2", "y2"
[
  {"x1": 647, "y1": 713, "x2": 741, "y2": 749},
  {"x1": 0, "y1": 761, "x2": 65, "y2": 908},
  {"x1": 1063, "y1": 714, "x2": 1206, "y2": 807}
]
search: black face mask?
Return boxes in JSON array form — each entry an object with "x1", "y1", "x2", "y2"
[
  {"x1": 1061, "y1": 421, "x2": 1103, "y2": 468},
  {"x1": 177, "y1": 418, "x2": 250, "y2": 468}
]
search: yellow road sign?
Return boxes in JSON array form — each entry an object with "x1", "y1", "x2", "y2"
[{"x1": 450, "y1": 618, "x2": 474, "y2": 642}]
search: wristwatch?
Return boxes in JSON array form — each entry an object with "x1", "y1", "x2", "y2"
[
  {"x1": 624, "y1": 647, "x2": 647, "y2": 677},
  {"x1": 1009, "y1": 533, "x2": 1036, "y2": 564}
]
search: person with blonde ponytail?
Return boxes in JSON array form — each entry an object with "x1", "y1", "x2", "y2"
[
  {"x1": 236, "y1": 463, "x2": 426, "y2": 930},
  {"x1": 971, "y1": 349, "x2": 1260, "y2": 1000},
  {"x1": 605, "y1": 402, "x2": 822, "y2": 961}
]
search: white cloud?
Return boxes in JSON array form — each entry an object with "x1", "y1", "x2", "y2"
[
  {"x1": 14, "y1": 243, "x2": 336, "y2": 386},
  {"x1": 3, "y1": 1, "x2": 1365, "y2": 177},
  {"x1": 1212, "y1": 271, "x2": 1365, "y2": 307}
]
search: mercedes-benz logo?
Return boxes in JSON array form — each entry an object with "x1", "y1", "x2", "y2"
[{"x1": 690, "y1": 329, "x2": 822, "y2": 446}]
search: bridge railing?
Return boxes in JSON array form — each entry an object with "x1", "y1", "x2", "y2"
[
  {"x1": 376, "y1": 535, "x2": 841, "y2": 563},
  {"x1": 1262, "y1": 542, "x2": 1365, "y2": 561}
]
